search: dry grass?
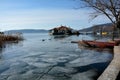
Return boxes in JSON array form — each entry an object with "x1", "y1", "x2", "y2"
[{"x1": 0, "y1": 34, "x2": 23, "y2": 48}]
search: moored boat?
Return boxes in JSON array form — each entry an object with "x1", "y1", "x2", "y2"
[{"x1": 78, "y1": 39, "x2": 120, "y2": 49}]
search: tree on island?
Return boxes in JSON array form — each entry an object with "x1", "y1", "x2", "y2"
[{"x1": 75, "y1": 0, "x2": 120, "y2": 40}]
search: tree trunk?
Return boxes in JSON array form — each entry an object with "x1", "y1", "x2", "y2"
[
  {"x1": 116, "y1": 21, "x2": 120, "y2": 38},
  {"x1": 112, "y1": 25, "x2": 115, "y2": 41}
]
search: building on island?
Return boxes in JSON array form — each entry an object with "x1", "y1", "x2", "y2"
[{"x1": 49, "y1": 25, "x2": 79, "y2": 35}]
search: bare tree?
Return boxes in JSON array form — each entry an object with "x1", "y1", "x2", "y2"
[{"x1": 75, "y1": 0, "x2": 120, "y2": 40}]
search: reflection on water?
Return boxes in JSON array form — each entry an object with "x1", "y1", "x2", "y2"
[
  {"x1": 0, "y1": 41, "x2": 22, "y2": 60},
  {"x1": 0, "y1": 33, "x2": 113, "y2": 80}
]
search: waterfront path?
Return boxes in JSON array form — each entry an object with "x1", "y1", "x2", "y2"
[{"x1": 98, "y1": 46, "x2": 120, "y2": 80}]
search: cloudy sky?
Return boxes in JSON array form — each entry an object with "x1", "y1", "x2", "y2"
[{"x1": 0, "y1": 0, "x2": 111, "y2": 31}]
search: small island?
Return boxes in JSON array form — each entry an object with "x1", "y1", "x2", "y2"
[{"x1": 49, "y1": 25, "x2": 79, "y2": 35}]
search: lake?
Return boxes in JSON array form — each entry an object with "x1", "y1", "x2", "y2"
[{"x1": 0, "y1": 33, "x2": 113, "y2": 80}]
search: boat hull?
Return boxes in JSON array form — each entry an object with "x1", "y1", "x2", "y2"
[{"x1": 78, "y1": 40, "x2": 120, "y2": 49}]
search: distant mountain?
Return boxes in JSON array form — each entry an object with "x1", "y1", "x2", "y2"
[
  {"x1": 4, "y1": 29, "x2": 49, "y2": 33},
  {"x1": 79, "y1": 23, "x2": 113, "y2": 32}
]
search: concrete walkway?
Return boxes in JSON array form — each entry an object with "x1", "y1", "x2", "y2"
[{"x1": 98, "y1": 46, "x2": 120, "y2": 80}]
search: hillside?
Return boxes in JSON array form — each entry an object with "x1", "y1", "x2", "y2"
[
  {"x1": 4, "y1": 29, "x2": 48, "y2": 33},
  {"x1": 79, "y1": 23, "x2": 113, "y2": 32}
]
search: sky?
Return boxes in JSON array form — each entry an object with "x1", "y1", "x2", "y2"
[{"x1": 0, "y1": 0, "x2": 111, "y2": 31}]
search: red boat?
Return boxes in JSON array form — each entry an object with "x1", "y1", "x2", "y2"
[{"x1": 78, "y1": 40, "x2": 120, "y2": 48}]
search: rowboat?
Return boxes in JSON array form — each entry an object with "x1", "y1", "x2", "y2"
[{"x1": 78, "y1": 40, "x2": 120, "y2": 49}]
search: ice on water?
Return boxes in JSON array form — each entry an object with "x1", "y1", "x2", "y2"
[{"x1": 0, "y1": 33, "x2": 113, "y2": 80}]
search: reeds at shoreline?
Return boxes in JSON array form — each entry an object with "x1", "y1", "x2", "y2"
[{"x1": 0, "y1": 33, "x2": 23, "y2": 48}]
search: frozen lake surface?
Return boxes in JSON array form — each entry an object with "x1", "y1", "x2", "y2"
[{"x1": 0, "y1": 33, "x2": 113, "y2": 80}]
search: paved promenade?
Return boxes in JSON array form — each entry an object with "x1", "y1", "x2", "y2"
[{"x1": 98, "y1": 46, "x2": 120, "y2": 80}]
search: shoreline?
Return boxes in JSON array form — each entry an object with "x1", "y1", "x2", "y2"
[{"x1": 0, "y1": 34, "x2": 23, "y2": 48}]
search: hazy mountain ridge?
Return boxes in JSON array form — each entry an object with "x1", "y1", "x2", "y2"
[
  {"x1": 79, "y1": 23, "x2": 113, "y2": 32},
  {"x1": 4, "y1": 23, "x2": 114, "y2": 34},
  {"x1": 4, "y1": 29, "x2": 49, "y2": 33}
]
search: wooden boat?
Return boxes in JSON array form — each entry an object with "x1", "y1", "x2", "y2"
[{"x1": 78, "y1": 40, "x2": 120, "y2": 49}]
